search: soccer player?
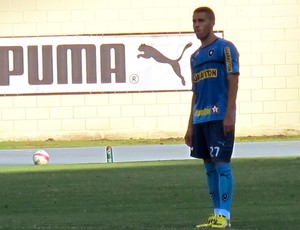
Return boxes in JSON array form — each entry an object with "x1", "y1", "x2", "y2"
[{"x1": 184, "y1": 6, "x2": 239, "y2": 229}]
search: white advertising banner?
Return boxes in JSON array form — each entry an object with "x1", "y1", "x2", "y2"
[{"x1": 0, "y1": 32, "x2": 223, "y2": 95}]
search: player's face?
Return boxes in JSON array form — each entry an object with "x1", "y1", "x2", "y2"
[{"x1": 193, "y1": 12, "x2": 214, "y2": 41}]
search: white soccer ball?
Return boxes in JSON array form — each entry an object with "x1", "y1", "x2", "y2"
[{"x1": 33, "y1": 149, "x2": 50, "y2": 165}]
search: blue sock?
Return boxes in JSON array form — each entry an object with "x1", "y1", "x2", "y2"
[
  {"x1": 215, "y1": 163, "x2": 234, "y2": 219},
  {"x1": 204, "y1": 162, "x2": 220, "y2": 213}
]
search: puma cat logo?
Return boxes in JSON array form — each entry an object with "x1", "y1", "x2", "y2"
[{"x1": 137, "y1": 42, "x2": 193, "y2": 86}]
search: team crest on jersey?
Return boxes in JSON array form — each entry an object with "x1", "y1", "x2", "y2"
[{"x1": 208, "y1": 49, "x2": 215, "y2": 57}]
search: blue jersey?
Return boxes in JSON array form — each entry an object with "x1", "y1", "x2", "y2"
[{"x1": 191, "y1": 38, "x2": 239, "y2": 124}]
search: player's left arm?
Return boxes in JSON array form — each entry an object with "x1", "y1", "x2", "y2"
[
  {"x1": 223, "y1": 43, "x2": 240, "y2": 136},
  {"x1": 224, "y1": 73, "x2": 239, "y2": 136}
]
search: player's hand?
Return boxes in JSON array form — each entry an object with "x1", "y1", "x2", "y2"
[
  {"x1": 223, "y1": 114, "x2": 235, "y2": 136},
  {"x1": 184, "y1": 128, "x2": 193, "y2": 147}
]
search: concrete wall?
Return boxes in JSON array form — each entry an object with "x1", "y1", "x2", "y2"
[{"x1": 0, "y1": 0, "x2": 299, "y2": 140}]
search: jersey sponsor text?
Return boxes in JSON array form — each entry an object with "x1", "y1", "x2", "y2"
[
  {"x1": 192, "y1": 68, "x2": 217, "y2": 82},
  {"x1": 194, "y1": 107, "x2": 211, "y2": 117},
  {"x1": 224, "y1": 46, "x2": 232, "y2": 73}
]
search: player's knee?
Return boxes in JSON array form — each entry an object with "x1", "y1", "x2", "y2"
[
  {"x1": 205, "y1": 162, "x2": 216, "y2": 177},
  {"x1": 215, "y1": 163, "x2": 231, "y2": 175}
]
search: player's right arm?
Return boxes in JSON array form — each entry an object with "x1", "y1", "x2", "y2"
[{"x1": 184, "y1": 92, "x2": 195, "y2": 147}]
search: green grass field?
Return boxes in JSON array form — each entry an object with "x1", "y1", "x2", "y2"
[{"x1": 1, "y1": 157, "x2": 299, "y2": 229}]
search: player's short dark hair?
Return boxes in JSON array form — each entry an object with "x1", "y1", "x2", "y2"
[{"x1": 193, "y1": 6, "x2": 215, "y2": 22}]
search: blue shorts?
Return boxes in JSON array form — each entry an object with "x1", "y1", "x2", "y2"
[{"x1": 191, "y1": 120, "x2": 235, "y2": 162}]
